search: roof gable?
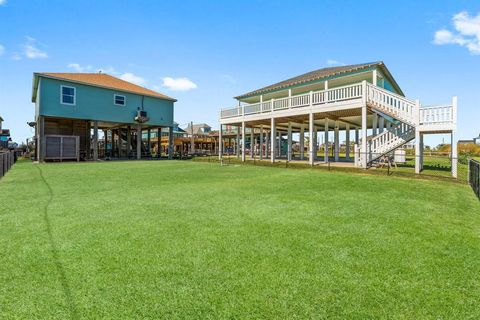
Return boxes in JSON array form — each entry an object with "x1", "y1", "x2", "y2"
[
  {"x1": 235, "y1": 61, "x2": 403, "y2": 99},
  {"x1": 32, "y1": 73, "x2": 176, "y2": 102}
]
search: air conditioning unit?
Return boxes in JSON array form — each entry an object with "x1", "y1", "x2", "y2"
[{"x1": 134, "y1": 110, "x2": 149, "y2": 123}]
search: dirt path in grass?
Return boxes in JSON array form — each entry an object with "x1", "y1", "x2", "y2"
[{"x1": 36, "y1": 165, "x2": 79, "y2": 320}]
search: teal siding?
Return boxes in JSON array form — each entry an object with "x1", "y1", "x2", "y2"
[
  {"x1": 377, "y1": 69, "x2": 402, "y2": 95},
  {"x1": 382, "y1": 77, "x2": 397, "y2": 94},
  {"x1": 38, "y1": 77, "x2": 174, "y2": 126}
]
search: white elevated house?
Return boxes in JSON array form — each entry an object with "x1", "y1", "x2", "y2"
[{"x1": 218, "y1": 62, "x2": 458, "y2": 177}]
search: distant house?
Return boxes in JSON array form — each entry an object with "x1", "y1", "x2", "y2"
[
  {"x1": 458, "y1": 139, "x2": 474, "y2": 145},
  {"x1": 474, "y1": 133, "x2": 480, "y2": 145},
  {"x1": 184, "y1": 123, "x2": 212, "y2": 136},
  {"x1": 32, "y1": 72, "x2": 176, "y2": 161},
  {"x1": 143, "y1": 122, "x2": 186, "y2": 140},
  {"x1": 0, "y1": 116, "x2": 11, "y2": 149}
]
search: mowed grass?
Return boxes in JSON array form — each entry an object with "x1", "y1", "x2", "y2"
[{"x1": 1, "y1": 161, "x2": 479, "y2": 319}]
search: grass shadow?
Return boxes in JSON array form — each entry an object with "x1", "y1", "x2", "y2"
[{"x1": 36, "y1": 165, "x2": 79, "y2": 319}]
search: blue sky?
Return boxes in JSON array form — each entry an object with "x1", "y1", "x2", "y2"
[{"x1": 0, "y1": 0, "x2": 479, "y2": 145}]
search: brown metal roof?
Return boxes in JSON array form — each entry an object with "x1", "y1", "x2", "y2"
[
  {"x1": 34, "y1": 72, "x2": 176, "y2": 102},
  {"x1": 235, "y1": 61, "x2": 403, "y2": 99}
]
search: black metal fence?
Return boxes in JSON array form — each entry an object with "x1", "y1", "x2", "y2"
[
  {"x1": 0, "y1": 150, "x2": 16, "y2": 179},
  {"x1": 195, "y1": 151, "x2": 467, "y2": 183},
  {"x1": 469, "y1": 159, "x2": 480, "y2": 200}
]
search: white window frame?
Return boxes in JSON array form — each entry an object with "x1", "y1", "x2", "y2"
[
  {"x1": 60, "y1": 85, "x2": 76, "y2": 106},
  {"x1": 114, "y1": 94, "x2": 126, "y2": 106}
]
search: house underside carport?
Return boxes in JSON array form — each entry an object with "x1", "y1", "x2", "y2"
[{"x1": 37, "y1": 116, "x2": 174, "y2": 161}]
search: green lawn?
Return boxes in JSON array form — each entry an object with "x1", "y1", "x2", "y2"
[{"x1": 1, "y1": 160, "x2": 479, "y2": 319}]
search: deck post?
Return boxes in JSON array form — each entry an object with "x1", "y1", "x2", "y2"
[
  {"x1": 93, "y1": 121, "x2": 98, "y2": 161},
  {"x1": 250, "y1": 128, "x2": 254, "y2": 159},
  {"x1": 420, "y1": 133, "x2": 424, "y2": 171},
  {"x1": 259, "y1": 125, "x2": 264, "y2": 160},
  {"x1": 147, "y1": 128, "x2": 151, "y2": 155},
  {"x1": 127, "y1": 126, "x2": 131, "y2": 158},
  {"x1": 157, "y1": 127, "x2": 161, "y2": 158},
  {"x1": 270, "y1": 118, "x2": 276, "y2": 163},
  {"x1": 313, "y1": 126, "x2": 317, "y2": 161},
  {"x1": 415, "y1": 129, "x2": 421, "y2": 174},
  {"x1": 236, "y1": 126, "x2": 240, "y2": 158},
  {"x1": 334, "y1": 120, "x2": 339, "y2": 162},
  {"x1": 451, "y1": 96, "x2": 458, "y2": 178},
  {"x1": 309, "y1": 112, "x2": 314, "y2": 165},
  {"x1": 117, "y1": 130, "x2": 122, "y2": 158},
  {"x1": 372, "y1": 113, "x2": 378, "y2": 136},
  {"x1": 299, "y1": 124, "x2": 305, "y2": 160},
  {"x1": 277, "y1": 131, "x2": 281, "y2": 157},
  {"x1": 218, "y1": 124, "x2": 223, "y2": 160},
  {"x1": 414, "y1": 99, "x2": 421, "y2": 174},
  {"x1": 324, "y1": 118, "x2": 329, "y2": 163},
  {"x1": 265, "y1": 131, "x2": 270, "y2": 159},
  {"x1": 136, "y1": 124, "x2": 141, "y2": 160},
  {"x1": 38, "y1": 115, "x2": 45, "y2": 162},
  {"x1": 104, "y1": 130, "x2": 108, "y2": 158},
  {"x1": 287, "y1": 122, "x2": 292, "y2": 161},
  {"x1": 168, "y1": 126, "x2": 173, "y2": 159},
  {"x1": 241, "y1": 121, "x2": 246, "y2": 162},
  {"x1": 361, "y1": 103, "x2": 367, "y2": 169},
  {"x1": 379, "y1": 116, "x2": 384, "y2": 133},
  {"x1": 346, "y1": 123, "x2": 350, "y2": 161},
  {"x1": 355, "y1": 127, "x2": 359, "y2": 145}
]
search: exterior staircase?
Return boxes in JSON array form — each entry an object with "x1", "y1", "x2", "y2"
[{"x1": 359, "y1": 83, "x2": 418, "y2": 165}]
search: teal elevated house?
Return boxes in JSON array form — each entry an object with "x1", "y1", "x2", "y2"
[{"x1": 32, "y1": 72, "x2": 176, "y2": 161}]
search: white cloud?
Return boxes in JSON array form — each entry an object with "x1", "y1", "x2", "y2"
[
  {"x1": 0, "y1": 44, "x2": 4, "y2": 56},
  {"x1": 67, "y1": 63, "x2": 92, "y2": 72},
  {"x1": 23, "y1": 36, "x2": 48, "y2": 59},
  {"x1": 161, "y1": 77, "x2": 197, "y2": 91},
  {"x1": 119, "y1": 72, "x2": 146, "y2": 86},
  {"x1": 326, "y1": 59, "x2": 346, "y2": 66},
  {"x1": 433, "y1": 11, "x2": 480, "y2": 55}
]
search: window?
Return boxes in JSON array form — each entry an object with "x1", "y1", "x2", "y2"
[
  {"x1": 61, "y1": 86, "x2": 76, "y2": 105},
  {"x1": 114, "y1": 94, "x2": 126, "y2": 106}
]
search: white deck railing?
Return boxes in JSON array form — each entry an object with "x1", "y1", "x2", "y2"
[
  {"x1": 419, "y1": 105, "x2": 454, "y2": 125},
  {"x1": 366, "y1": 123, "x2": 415, "y2": 161},
  {"x1": 220, "y1": 82, "x2": 455, "y2": 128},
  {"x1": 220, "y1": 83, "x2": 363, "y2": 119},
  {"x1": 366, "y1": 83, "x2": 417, "y2": 126}
]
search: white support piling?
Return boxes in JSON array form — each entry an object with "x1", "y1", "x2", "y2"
[
  {"x1": 287, "y1": 122, "x2": 292, "y2": 161},
  {"x1": 309, "y1": 112, "x2": 314, "y2": 165},
  {"x1": 241, "y1": 121, "x2": 246, "y2": 162},
  {"x1": 334, "y1": 120, "x2": 339, "y2": 162},
  {"x1": 299, "y1": 125, "x2": 305, "y2": 160},
  {"x1": 270, "y1": 118, "x2": 276, "y2": 163},
  {"x1": 345, "y1": 123, "x2": 350, "y2": 161},
  {"x1": 324, "y1": 118, "x2": 329, "y2": 163}
]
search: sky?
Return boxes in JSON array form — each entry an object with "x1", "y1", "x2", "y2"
[{"x1": 0, "y1": 0, "x2": 479, "y2": 146}]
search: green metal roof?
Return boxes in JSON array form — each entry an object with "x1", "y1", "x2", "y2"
[{"x1": 235, "y1": 61, "x2": 403, "y2": 99}]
